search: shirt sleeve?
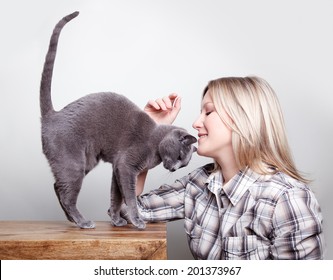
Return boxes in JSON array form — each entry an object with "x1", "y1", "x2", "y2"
[
  {"x1": 136, "y1": 176, "x2": 188, "y2": 222},
  {"x1": 270, "y1": 186, "x2": 325, "y2": 259}
]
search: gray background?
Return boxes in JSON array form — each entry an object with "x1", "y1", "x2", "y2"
[{"x1": 1, "y1": 0, "x2": 332, "y2": 259}]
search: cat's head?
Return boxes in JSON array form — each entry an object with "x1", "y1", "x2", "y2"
[{"x1": 159, "y1": 129, "x2": 197, "y2": 172}]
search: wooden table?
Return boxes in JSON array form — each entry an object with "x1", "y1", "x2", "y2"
[{"x1": 0, "y1": 221, "x2": 167, "y2": 260}]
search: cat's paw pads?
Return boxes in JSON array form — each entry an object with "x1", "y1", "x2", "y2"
[{"x1": 78, "y1": 220, "x2": 95, "y2": 229}]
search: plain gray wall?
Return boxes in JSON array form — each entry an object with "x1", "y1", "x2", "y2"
[{"x1": 1, "y1": 0, "x2": 332, "y2": 259}]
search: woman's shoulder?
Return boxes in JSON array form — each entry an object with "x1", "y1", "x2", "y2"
[
  {"x1": 189, "y1": 163, "x2": 215, "y2": 179},
  {"x1": 254, "y1": 170, "x2": 314, "y2": 202},
  {"x1": 176, "y1": 163, "x2": 215, "y2": 189},
  {"x1": 270, "y1": 171, "x2": 309, "y2": 191}
]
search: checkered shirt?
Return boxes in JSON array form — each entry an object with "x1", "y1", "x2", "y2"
[{"x1": 137, "y1": 164, "x2": 324, "y2": 259}]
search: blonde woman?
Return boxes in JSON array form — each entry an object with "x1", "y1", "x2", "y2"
[{"x1": 128, "y1": 76, "x2": 324, "y2": 260}]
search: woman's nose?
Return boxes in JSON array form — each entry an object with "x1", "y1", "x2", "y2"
[{"x1": 192, "y1": 114, "x2": 203, "y2": 130}]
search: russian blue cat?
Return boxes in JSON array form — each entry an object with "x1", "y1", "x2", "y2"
[{"x1": 40, "y1": 11, "x2": 196, "y2": 229}]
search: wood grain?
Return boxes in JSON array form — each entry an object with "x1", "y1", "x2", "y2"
[{"x1": 0, "y1": 221, "x2": 167, "y2": 260}]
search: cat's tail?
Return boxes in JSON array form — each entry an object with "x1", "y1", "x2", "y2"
[{"x1": 40, "y1": 11, "x2": 79, "y2": 118}]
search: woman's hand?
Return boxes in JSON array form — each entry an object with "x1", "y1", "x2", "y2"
[{"x1": 144, "y1": 93, "x2": 181, "y2": 125}]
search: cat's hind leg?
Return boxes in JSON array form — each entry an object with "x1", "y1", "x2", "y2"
[
  {"x1": 53, "y1": 166, "x2": 95, "y2": 229},
  {"x1": 108, "y1": 171, "x2": 127, "y2": 227}
]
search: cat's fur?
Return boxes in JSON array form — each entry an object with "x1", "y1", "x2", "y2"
[{"x1": 40, "y1": 11, "x2": 197, "y2": 229}]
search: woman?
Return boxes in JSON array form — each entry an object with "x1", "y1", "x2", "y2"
[{"x1": 128, "y1": 76, "x2": 324, "y2": 260}]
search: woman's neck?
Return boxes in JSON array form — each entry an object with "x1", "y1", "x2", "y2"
[{"x1": 215, "y1": 152, "x2": 239, "y2": 184}]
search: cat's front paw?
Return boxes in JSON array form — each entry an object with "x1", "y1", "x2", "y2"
[
  {"x1": 78, "y1": 220, "x2": 95, "y2": 229},
  {"x1": 110, "y1": 216, "x2": 128, "y2": 227},
  {"x1": 132, "y1": 218, "x2": 146, "y2": 230}
]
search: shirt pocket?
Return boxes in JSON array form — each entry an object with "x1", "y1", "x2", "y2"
[{"x1": 222, "y1": 235, "x2": 259, "y2": 260}]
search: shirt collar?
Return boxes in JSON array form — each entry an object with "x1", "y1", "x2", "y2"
[
  {"x1": 206, "y1": 167, "x2": 262, "y2": 206},
  {"x1": 206, "y1": 170, "x2": 223, "y2": 194}
]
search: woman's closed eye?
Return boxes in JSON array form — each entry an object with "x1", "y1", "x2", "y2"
[{"x1": 203, "y1": 102, "x2": 215, "y2": 116}]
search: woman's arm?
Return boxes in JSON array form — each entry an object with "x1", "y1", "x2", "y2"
[
  {"x1": 121, "y1": 174, "x2": 188, "y2": 223},
  {"x1": 136, "y1": 170, "x2": 147, "y2": 196},
  {"x1": 136, "y1": 177, "x2": 188, "y2": 222},
  {"x1": 271, "y1": 187, "x2": 324, "y2": 259}
]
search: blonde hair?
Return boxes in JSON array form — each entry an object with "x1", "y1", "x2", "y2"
[{"x1": 204, "y1": 76, "x2": 309, "y2": 183}]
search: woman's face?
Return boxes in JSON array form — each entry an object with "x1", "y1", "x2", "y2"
[{"x1": 192, "y1": 90, "x2": 233, "y2": 162}]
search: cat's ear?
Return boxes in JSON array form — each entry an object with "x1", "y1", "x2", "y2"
[{"x1": 180, "y1": 134, "x2": 197, "y2": 145}]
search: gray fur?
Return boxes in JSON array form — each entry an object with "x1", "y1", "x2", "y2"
[{"x1": 40, "y1": 12, "x2": 197, "y2": 229}]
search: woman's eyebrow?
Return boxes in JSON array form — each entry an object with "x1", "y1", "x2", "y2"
[{"x1": 201, "y1": 102, "x2": 214, "y2": 110}]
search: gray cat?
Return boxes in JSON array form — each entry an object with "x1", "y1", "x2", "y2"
[{"x1": 40, "y1": 11, "x2": 197, "y2": 229}]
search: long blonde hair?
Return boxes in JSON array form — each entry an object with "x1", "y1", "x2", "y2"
[{"x1": 204, "y1": 76, "x2": 309, "y2": 183}]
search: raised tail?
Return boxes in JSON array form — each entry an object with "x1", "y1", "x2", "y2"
[{"x1": 40, "y1": 11, "x2": 79, "y2": 118}]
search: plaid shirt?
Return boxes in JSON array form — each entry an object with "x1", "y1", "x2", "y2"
[{"x1": 137, "y1": 164, "x2": 324, "y2": 260}]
